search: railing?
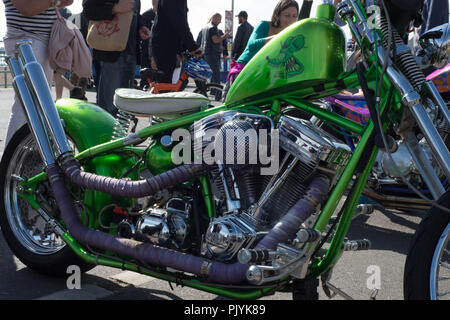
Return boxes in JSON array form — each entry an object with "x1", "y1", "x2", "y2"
[{"x1": 0, "y1": 41, "x2": 13, "y2": 88}]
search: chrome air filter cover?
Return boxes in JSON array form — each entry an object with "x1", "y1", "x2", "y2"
[{"x1": 277, "y1": 116, "x2": 352, "y2": 177}]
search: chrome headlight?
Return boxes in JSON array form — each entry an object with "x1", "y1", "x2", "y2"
[{"x1": 420, "y1": 23, "x2": 450, "y2": 69}]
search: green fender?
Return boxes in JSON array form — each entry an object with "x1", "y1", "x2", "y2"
[
  {"x1": 56, "y1": 98, "x2": 134, "y2": 229},
  {"x1": 56, "y1": 98, "x2": 117, "y2": 152}
]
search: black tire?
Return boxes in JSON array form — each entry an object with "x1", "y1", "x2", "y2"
[
  {"x1": 404, "y1": 190, "x2": 450, "y2": 300},
  {"x1": 0, "y1": 125, "x2": 93, "y2": 277}
]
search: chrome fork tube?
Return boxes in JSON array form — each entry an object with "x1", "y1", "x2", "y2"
[
  {"x1": 404, "y1": 132, "x2": 445, "y2": 199},
  {"x1": 424, "y1": 80, "x2": 450, "y2": 127},
  {"x1": 16, "y1": 41, "x2": 72, "y2": 158},
  {"x1": 6, "y1": 55, "x2": 55, "y2": 167},
  {"x1": 339, "y1": 1, "x2": 450, "y2": 187}
]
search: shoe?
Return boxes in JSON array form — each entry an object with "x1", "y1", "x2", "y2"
[{"x1": 70, "y1": 86, "x2": 85, "y2": 99}]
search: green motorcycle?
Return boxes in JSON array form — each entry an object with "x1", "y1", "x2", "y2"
[{"x1": 1, "y1": 0, "x2": 449, "y2": 300}]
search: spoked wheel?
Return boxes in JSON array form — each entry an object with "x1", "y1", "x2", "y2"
[
  {"x1": 404, "y1": 190, "x2": 450, "y2": 300},
  {"x1": 0, "y1": 125, "x2": 92, "y2": 276}
]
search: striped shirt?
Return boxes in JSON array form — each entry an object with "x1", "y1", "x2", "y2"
[{"x1": 3, "y1": 0, "x2": 56, "y2": 37}]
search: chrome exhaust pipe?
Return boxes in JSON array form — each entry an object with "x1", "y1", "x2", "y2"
[
  {"x1": 5, "y1": 54, "x2": 56, "y2": 166},
  {"x1": 16, "y1": 41, "x2": 73, "y2": 158}
]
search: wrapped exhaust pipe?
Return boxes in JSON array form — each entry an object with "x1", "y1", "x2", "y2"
[{"x1": 48, "y1": 163, "x2": 329, "y2": 284}]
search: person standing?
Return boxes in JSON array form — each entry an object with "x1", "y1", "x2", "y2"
[
  {"x1": 200, "y1": 13, "x2": 231, "y2": 101},
  {"x1": 151, "y1": 0, "x2": 202, "y2": 84},
  {"x1": 82, "y1": 0, "x2": 150, "y2": 116},
  {"x1": 2, "y1": 0, "x2": 73, "y2": 146},
  {"x1": 223, "y1": 0, "x2": 299, "y2": 101},
  {"x1": 231, "y1": 11, "x2": 253, "y2": 61},
  {"x1": 139, "y1": 0, "x2": 157, "y2": 89}
]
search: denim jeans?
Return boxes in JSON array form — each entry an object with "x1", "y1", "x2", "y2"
[
  {"x1": 204, "y1": 54, "x2": 222, "y2": 101},
  {"x1": 98, "y1": 52, "x2": 137, "y2": 116}
]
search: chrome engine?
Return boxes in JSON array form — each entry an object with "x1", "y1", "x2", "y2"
[
  {"x1": 200, "y1": 115, "x2": 351, "y2": 262},
  {"x1": 118, "y1": 198, "x2": 192, "y2": 250},
  {"x1": 374, "y1": 138, "x2": 446, "y2": 186}
]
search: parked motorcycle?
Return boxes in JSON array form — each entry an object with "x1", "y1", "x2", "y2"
[{"x1": 0, "y1": 0, "x2": 448, "y2": 300}]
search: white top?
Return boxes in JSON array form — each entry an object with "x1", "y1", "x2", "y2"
[{"x1": 3, "y1": 0, "x2": 56, "y2": 40}]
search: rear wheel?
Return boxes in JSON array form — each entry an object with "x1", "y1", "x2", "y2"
[
  {"x1": 0, "y1": 125, "x2": 92, "y2": 276},
  {"x1": 404, "y1": 190, "x2": 450, "y2": 300}
]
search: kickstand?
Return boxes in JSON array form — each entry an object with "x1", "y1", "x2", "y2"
[
  {"x1": 321, "y1": 270, "x2": 354, "y2": 300},
  {"x1": 370, "y1": 289, "x2": 379, "y2": 300}
]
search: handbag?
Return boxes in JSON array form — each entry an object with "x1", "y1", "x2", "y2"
[{"x1": 86, "y1": 11, "x2": 134, "y2": 52}]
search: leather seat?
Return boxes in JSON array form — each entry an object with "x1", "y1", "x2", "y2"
[{"x1": 114, "y1": 88, "x2": 210, "y2": 120}]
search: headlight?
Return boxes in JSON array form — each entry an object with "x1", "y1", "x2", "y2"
[{"x1": 420, "y1": 23, "x2": 450, "y2": 69}]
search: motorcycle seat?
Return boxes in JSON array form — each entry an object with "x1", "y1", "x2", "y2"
[{"x1": 113, "y1": 88, "x2": 210, "y2": 120}]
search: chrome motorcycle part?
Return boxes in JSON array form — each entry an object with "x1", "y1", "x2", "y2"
[
  {"x1": 237, "y1": 248, "x2": 281, "y2": 265},
  {"x1": 17, "y1": 41, "x2": 72, "y2": 157},
  {"x1": 6, "y1": 55, "x2": 55, "y2": 167},
  {"x1": 203, "y1": 212, "x2": 263, "y2": 262},
  {"x1": 136, "y1": 208, "x2": 172, "y2": 246},
  {"x1": 243, "y1": 116, "x2": 348, "y2": 226},
  {"x1": 165, "y1": 198, "x2": 192, "y2": 246},
  {"x1": 191, "y1": 110, "x2": 274, "y2": 164},
  {"x1": 250, "y1": 154, "x2": 300, "y2": 221},
  {"x1": 244, "y1": 236, "x2": 321, "y2": 285},
  {"x1": 135, "y1": 198, "x2": 192, "y2": 248},
  {"x1": 295, "y1": 228, "x2": 322, "y2": 244},
  {"x1": 404, "y1": 133, "x2": 446, "y2": 199},
  {"x1": 112, "y1": 110, "x2": 135, "y2": 140},
  {"x1": 342, "y1": 239, "x2": 372, "y2": 251},
  {"x1": 217, "y1": 163, "x2": 241, "y2": 212},
  {"x1": 424, "y1": 81, "x2": 450, "y2": 130},
  {"x1": 277, "y1": 116, "x2": 352, "y2": 180},
  {"x1": 420, "y1": 23, "x2": 450, "y2": 69},
  {"x1": 117, "y1": 219, "x2": 136, "y2": 239}
]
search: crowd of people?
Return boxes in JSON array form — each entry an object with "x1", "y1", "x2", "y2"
[{"x1": 2, "y1": 0, "x2": 448, "y2": 147}]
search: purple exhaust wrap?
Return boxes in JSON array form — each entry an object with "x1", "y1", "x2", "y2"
[
  {"x1": 49, "y1": 160, "x2": 329, "y2": 284},
  {"x1": 61, "y1": 157, "x2": 209, "y2": 198}
]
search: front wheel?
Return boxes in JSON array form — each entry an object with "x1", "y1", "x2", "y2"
[
  {"x1": 404, "y1": 190, "x2": 450, "y2": 300},
  {"x1": 0, "y1": 125, "x2": 92, "y2": 276}
]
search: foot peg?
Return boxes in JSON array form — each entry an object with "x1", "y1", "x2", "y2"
[{"x1": 342, "y1": 239, "x2": 371, "y2": 251}]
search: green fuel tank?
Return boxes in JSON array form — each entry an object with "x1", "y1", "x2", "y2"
[{"x1": 225, "y1": 4, "x2": 346, "y2": 105}]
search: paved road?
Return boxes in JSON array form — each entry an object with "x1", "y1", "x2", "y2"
[{"x1": 0, "y1": 87, "x2": 426, "y2": 300}]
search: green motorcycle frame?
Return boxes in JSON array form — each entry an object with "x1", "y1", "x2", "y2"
[{"x1": 5, "y1": 2, "x2": 445, "y2": 299}]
